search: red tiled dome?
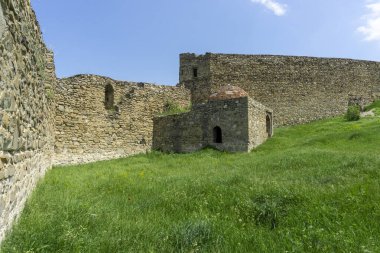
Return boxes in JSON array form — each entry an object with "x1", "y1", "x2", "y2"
[{"x1": 208, "y1": 85, "x2": 248, "y2": 101}]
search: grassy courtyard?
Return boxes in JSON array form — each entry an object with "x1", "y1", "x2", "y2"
[{"x1": 1, "y1": 103, "x2": 380, "y2": 252}]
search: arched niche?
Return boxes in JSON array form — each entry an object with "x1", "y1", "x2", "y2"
[{"x1": 213, "y1": 126, "x2": 223, "y2": 144}]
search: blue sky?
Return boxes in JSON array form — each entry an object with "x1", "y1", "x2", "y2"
[{"x1": 31, "y1": 0, "x2": 380, "y2": 85}]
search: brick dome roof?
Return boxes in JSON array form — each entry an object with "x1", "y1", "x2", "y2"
[{"x1": 209, "y1": 85, "x2": 248, "y2": 101}]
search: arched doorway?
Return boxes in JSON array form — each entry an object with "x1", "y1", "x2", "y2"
[
  {"x1": 105, "y1": 84, "x2": 114, "y2": 109},
  {"x1": 213, "y1": 126, "x2": 222, "y2": 143},
  {"x1": 266, "y1": 113, "x2": 273, "y2": 137}
]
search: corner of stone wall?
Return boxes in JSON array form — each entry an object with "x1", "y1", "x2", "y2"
[{"x1": 247, "y1": 97, "x2": 273, "y2": 150}]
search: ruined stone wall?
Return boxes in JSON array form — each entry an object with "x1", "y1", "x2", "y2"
[
  {"x1": 54, "y1": 75, "x2": 190, "y2": 165},
  {"x1": 153, "y1": 110, "x2": 205, "y2": 153},
  {"x1": 180, "y1": 53, "x2": 380, "y2": 126},
  {"x1": 153, "y1": 97, "x2": 269, "y2": 153},
  {"x1": 0, "y1": 0, "x2": 56, "y2": 242}
]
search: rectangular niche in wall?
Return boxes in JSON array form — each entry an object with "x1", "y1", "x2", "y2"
[{"x1": 193, "y1": 68, "x2": 198, "y2": 78}]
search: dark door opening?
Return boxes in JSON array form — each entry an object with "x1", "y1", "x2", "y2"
[
  {"x1": 213, "y1": 126, "x2": 222, "y2": 143},
  {"x1": 193, "y1": 68, "x2": 198, "y2": 78},
  {"x1": 266, "y1": 114, "x2": 272, "y2": 137}
]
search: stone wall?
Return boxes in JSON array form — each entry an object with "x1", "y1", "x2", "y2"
[
  {"x1": 153, "y1": 97, "x2": 271, "y2": 153},
  {"x1": 54, "y1": 75, "x2": 190, "y2": 165},
  {"x1": 0, "y1": 0, "x2": 56, "y2": 242},
  {"x1": 153, "y1": 109, "x2": 206, "y2": 153},
  {"x1": 248, "y1": 99, "x2": 273, "y2": 151},
  {"x1": 179, "y1": 54, "x2": 212, "y2": 103},
  {"x1": 180, "y1": 53, "x2": 380, "y2": 126}
]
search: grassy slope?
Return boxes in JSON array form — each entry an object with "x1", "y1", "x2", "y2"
[{"x1": 2, "y1": 105, "x2": 380, "y2": 253}]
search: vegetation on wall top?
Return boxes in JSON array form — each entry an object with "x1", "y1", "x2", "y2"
[{"x1": 158, "y1": 100, "x2": 191, "y2": 116}]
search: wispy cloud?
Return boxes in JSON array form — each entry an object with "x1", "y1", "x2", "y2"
[
  {"x1": 251, "y1": 0, "x2": 287, "y2": 16},
  {"x1": 358, "y1": 1, "x2": 380, "y2": 41}
]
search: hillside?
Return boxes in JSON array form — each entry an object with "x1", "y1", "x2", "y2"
[{"x1": 1, "y1": 102, "x2": 380, "y2": 253}]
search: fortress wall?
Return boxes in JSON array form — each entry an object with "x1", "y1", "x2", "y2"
[
  {"x1": 54, "y1": 75, "x2": 190, "y2": 165},
  {"x1": 0, "y1": 0, "x2": 56, "y2": 242},
  {"x1": 180, "y1": 53, "x2": 380, "y2": 126}
]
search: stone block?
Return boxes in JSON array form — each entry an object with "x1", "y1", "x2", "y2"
[
  {"x1": 3, "y1": 137, "x2": 13, "y2": 151},
  {"x1": 5, "y1": 165, "x2": 15, "y2": 178},
  {"x1": 2, "y1": 94, "x2": 16, "y2": 112}
]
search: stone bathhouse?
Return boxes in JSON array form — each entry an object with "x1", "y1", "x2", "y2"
[
  {"x1": 153, "y1": 85, "x2": 273, "y2": 153},
  {"x1": 1, "y1": 0, "x2": 380, "y2": 243}
]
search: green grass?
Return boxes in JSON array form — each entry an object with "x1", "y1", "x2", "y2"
[
  {"x1": 365, "y1": 99, "x2": 380, "y2": 113},
  {"x1": 158, "y1": 101, "x2": 191, "y2": 116},
  {"x1": 2, "y1": 102, "x2": 380, "y2": 253}
]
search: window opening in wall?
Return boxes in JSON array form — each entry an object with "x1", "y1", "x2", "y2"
[
  {"x1": 105, "y1": 84, "x2": 114, "y2": 110},
  {"x1": 213, "y1": 126, "x2": 222, "y2": 143},
  {"x1": 193, "y1": 68, "x2": 198, "y2": 78},
  {"x1": 266, "y1": 113, "x2": 272, "y2": 137}
]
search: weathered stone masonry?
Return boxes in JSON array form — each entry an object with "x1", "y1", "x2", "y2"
[
  {"x1": 54, "y1": 75, "x2": 190, "y2": 165},
  {"x1": 153, "y1": 85, "x2": 273, "y2": 153},
  {"x1": 153, "y1": 96, "x2": 272, "y2": 153},
  {"x1": 0, "y1": 0, "x2": 56, "y2": 242},
  {"x1": 180, "y1": 53, "x2": 380, "y2": 126},
  {"x1": 2, "y1": 1, "x2": 380, "y2": 245}
]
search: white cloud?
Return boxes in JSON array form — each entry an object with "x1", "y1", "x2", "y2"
[
  {"x1": 251, "y1": 0, "x2": 287, "y2": 16},
  {"x1": 358, "y1": 1, "x2": 380, "y2": 41}
]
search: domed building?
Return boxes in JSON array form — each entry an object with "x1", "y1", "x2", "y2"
[
  {"x1": 153, "y1": 85, "x2": 273, "y2": 153},
  {"x1": 208, "y1": 85, "x2": 249, "y2": 101}
]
